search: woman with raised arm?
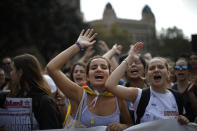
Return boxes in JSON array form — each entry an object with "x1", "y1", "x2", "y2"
[
  {"x1": 46, "y1": 29, "x2": 132, "y2": 130},
  {"x1": 105, "y1": 42, "x2": 189, "y2": 125}
]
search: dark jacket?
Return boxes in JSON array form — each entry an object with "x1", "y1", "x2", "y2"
[{"x1": 28, "y1": 88, "x2": 63, "y2": 129}]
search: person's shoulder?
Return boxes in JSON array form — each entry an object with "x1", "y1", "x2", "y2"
[
  {"x1": 171, "y1": 83, "x2": 178, "y2": 91},
  {"x1": 40, "y1": 94, "x2": 53, "y2": 104}
]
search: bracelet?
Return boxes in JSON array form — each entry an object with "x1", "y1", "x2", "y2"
[
  {"x1": 122, "y1": 60, "x2": 129, "y2": 66},
  {"x1": 75, "y1": 42, "x2": 84, "y2": 51}
]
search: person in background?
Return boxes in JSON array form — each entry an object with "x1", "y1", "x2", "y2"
[
  {"x1": 172, "y1": 58, "x2": 189, "y2": 93},
  {"x1": 78, "y1": 46, "x2": 95, "y2": 64},
  {"x1": 187, "y1": 76, "x2": 197, "y2": 122},
  {"x1": 143, "y1": 52, "x2": 152, "y2": 64},
  {"x1": 0, "y1": 68, "x2": 7, "y2": 90},
  {"x1": 171, "y1": 57, "x2": 196, "y2": 122},
  {"x1": 43, "y1": 73, "x2": 67, "y2": 121},
  {"x1": 9, "y1": 54, "x2": 62, "y2": 129},
  {"x1": 68, "y1": 62, "x2": 87, "y2": 120},
  {"x1": 1, "y1": 57, "x2": 12, "y2": 81},
  {"x1": 43, "y1": 74, "x2": 57, "y2": 94},
  {"x1": 70, "y1": 62, "x2": 86, "y2": 87},
  {"x1": 166, "y1": 57, "x2": 176, "y2": 87},
  {"x1": 47, "y1": 29, "x2": 132, "y2": 130},
  {"x1": 124, "y1": 54, "x2": 148, "y2": 122},
  {"x1": 189, "y1": 52, "x2": 197, "y2": 80},
  {"x1": 105, "y1": 42, "x2": 189, "y2": 125},
  {"x1": 102, "y1": 42, "x2": 122, "y2": 71}
]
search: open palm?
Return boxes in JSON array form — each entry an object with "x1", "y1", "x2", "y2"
[{"x1": 77, "y1": 29, "x2": 97, "y2": 48}]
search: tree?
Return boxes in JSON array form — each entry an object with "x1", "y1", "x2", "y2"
[
  {"x1": 93, "y1": 23, "x2": 133, "y2": 54},
  {"x1": 151, "y1": 26, "x2": 191, "y2": 60},
  {"x1": 0, "y1": 0, "x2": 86, "y2": 65}
]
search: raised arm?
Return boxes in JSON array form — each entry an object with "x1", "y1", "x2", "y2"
[
  {"x1": 102, "y1": 43, "x2": 122, "y2": 71},
  {"x1": 105, "y1": 42, "x2": 143, "y2": 103},
  {"x1": 46, "y1": 29, "x2": 97, "y2": 102},
  {"x1": 78, "y1": 46, "x2": 95, "y2": 63}
]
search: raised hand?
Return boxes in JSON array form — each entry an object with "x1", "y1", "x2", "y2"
[
  {"x1": 128, "y1": 42, "x2": 143, "y2": 62},
  {"x1": 76, "y1": 29, "x2": 97, "y2": 48},
  {"x1": 112, "y1": 44, "x2": 122, "y2": 56},
  {"x1": 129, "y1": 42, "x2": 143, "y2": 55},
  {"x1": 84, "y1": 46, "x2": 95, "y2": 58},
  {"x1": 78, "y1": 46, "x2": 95, "y2": 63},
  {"x1": 98, "y1": 40, "x2": 109, "y2": 52}
]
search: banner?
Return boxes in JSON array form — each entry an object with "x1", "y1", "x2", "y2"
[
  {"x1": 124, "y1": 119, "x2": 197, "y2": 131},
  {"x1": 38, "y1": 119, "x2": 197, "y2": 131},
  {"x1": 0, "y1": 98, "x2": 33, "y2": 131}
]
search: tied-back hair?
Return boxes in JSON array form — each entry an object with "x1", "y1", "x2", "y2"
[
  {"x1": 13, "y1": 54, "x2": 53, "y2": 98},
  {"x1": 146, "y1": 57, "x2": 169, "y2": 72},
  {"x1": 86, "y1": 55, "x2": 111, "y2": 75},
  {"x1": 70, "y1": 62, "x2": 86, "y2": 81}
]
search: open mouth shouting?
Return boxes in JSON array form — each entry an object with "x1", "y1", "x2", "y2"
[
  {"x1": 131, "y1": 69, "x2": 139, "y2": 74},
  {"x1": 95, "y1": 74, "x2": 104, "y2": 80},
  {"x1": 177, "y1": 72, "x2": 184, "y2": 77},
  {"x1": 153, "y1": 74, "x2": 162, "y2": 82}
]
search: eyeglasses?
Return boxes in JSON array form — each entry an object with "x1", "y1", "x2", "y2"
[{"x1": 174, "y1": 65, "x2": 188, "y2": 70}]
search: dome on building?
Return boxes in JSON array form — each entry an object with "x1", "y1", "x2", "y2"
[
  {"x1": 142, "y1": 5, "x2": 152, "y2": 14},
  {"x1": 106, "y1": 2, "x2": 112, "y2": 9},
  {"x1": 103, "y1": 2, "x2": 116, "y2": 24}
]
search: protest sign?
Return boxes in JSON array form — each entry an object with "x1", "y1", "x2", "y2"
[{"x1": 0, "y1": 98, "x2": 33, "y2": 131}]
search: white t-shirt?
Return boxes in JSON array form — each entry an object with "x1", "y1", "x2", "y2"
[
  {"x1": 134, "y1": 87, "x2": 179, "y2": 123},
  {"x1": 43, "y1": 74, "x2": 57, "y2": 93}
]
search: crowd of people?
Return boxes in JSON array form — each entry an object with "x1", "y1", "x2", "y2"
[{"x1": 0, "y1": 29, "x2": 197, "y2": 130}]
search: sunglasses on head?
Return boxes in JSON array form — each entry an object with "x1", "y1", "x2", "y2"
[{"x1": 174, "y1": 65, "x2": 188, "y2": 70}]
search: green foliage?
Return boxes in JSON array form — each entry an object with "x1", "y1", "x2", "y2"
[
  {"x1": 151, "y1": 26, "x2": 191, "y2": 60},
  {"x1": 94, "y1": 23, "x2": 133, "y2": 54},
  {"x1": 0, "y1": 0, "x2": 86, "y2": 64}
]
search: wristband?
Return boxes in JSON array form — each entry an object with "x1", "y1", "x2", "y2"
[{"x1": 75, "y1": 42, "x2": 84, "y2": 51}]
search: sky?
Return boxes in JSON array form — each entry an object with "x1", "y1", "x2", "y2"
[{"x1": 81, "y1": 0, "x2": 197, "y2": 40}]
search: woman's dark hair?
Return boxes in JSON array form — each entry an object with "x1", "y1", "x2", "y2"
[
  {"x1": 13, "y1": 54, "x2": 52, "y2": 97},
  {"x1": 70, "y1": 62, "x2": 86, "y2": 81}
]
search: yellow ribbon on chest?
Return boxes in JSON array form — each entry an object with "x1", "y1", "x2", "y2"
[{"x1": 81, "y1": 82, "x2": 113, "y2": 96}]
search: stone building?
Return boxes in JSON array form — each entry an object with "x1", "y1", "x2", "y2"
[{"x1": 89, "y1": 3, "x2": 156, "y2": 52}]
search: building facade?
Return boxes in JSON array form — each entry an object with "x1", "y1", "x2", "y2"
[{"x1": 89, "y1": 3, "x2": 156, "y2": 52}]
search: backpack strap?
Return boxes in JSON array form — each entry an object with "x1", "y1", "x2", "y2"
[
  {"x1": 135, "y1": 88, "x2": 150, "y2": 124},
  {"x1": 168, "y1": 88, "x2": 183, "y2": 115}
]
